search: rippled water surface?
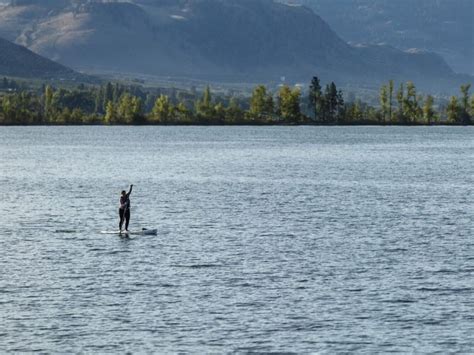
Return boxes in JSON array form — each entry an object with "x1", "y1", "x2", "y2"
[{"x1": 0, "y1": 126, "x2": 473, "y2": 353}]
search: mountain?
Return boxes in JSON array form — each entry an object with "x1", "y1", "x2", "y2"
[
  {"x1": 0, "y1": 36, "x2": 82, "y2": 79},
  {"x1": 0, "y1": 0, "x2": 470, "y2": 92},
  {"x1": 286, "y1": 0, "x2": 474, "y2": 75}
]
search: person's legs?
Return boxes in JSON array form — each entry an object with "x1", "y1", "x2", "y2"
[
  {"x1": 125, "y1": 209, "x2": 131, "y2": 231},
  {"x1": 119, "y1": 208, "x2": 124, "y2": 230}
]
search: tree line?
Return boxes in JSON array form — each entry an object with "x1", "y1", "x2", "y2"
[{"x1": 0, "y1": 76, "x2": 473, "y2": 125}]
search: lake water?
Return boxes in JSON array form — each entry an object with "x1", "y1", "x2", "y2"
[{"x1": 0, "y1": 126, "x2": 473, "y2": 353}]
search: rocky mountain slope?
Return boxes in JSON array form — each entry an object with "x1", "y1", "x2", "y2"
[
  {"x1": 0, "y1": 0, "x2": 470, "y2": 91},
  {"x1": 0, "y1": 36, "x2": 82, "y2": 79},
  {"x1": 287, "y1": 0, "x2": 474, "y2": 75}
]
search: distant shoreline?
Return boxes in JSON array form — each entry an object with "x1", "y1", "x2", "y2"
[
  {"x1": 1, "y1": 123, "x2": 471, "y2": 127},
  {"x1": 1, "y1": 76, "x2": 472, "y2": 126}
]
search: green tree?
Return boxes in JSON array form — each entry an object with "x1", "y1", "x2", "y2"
[
  {"x1": 423, "y1": 95, "x2": 435, "y2": 125},
  {"x1": 336, "y1": 89, "x2": 345, "y2": 124},
  {"x1": 379, "y1": 84, "x2": 388, "y2": 123},
  {"x1": 214, "y1": 102, "x2": 226, "y2": 124},
  {"x1": 112, "y1": 83, "x2": 122, "y2": 103},
  {"x1": 70, "y1": 108, "x2": 84, "y2": 125},
  {"x1": 144, "y1": 93, "x2": 156, "y2": 113},
  {"x1": 54, "y1": 107, "x2": 70, "y2": 125},
  {"x1": 104, "y1": 101, "x2": 116, "y2": 124},
  {"x1": 202, "y1": 86, "x2": 212, "y2": 108},
  {"x1": 94, "y1": 87, "x2": 104, "y2": 114},
  {"x1": 326, "y1": 83, "x2": 337, "y2": 123},
  {"x1": 277, "y1": 85, "x2": 301, "y2": 123},
  {"x1": 403, "y1": 82, "x2": 421, "y2": 123},
  {"x1": 470, "y1": 94, "x2": 474, "y2": 118},
  {"x1": 396, "y1": 83, "x2": 405, "y2": 124},
  {"x1": 346, "y1": 100, "x2": 363, "y2": 124},
  {"x1": 249, "y1": 85, "x2": 273, "y2": 121},
  {"x1": 195, "y1": 85, "x2": 215, "y2": 122},
  {"x1": 265, "y1": 94, "x2": 274, "y2": 120},
  {"x1": 117, "y1": 94, "x2": 134, "y2": 124},
  {"x1": 308, "y1": 76, "x2": 323, "y2": 122},
  {"x1": 115, "y1": 94, "x2": 144, "y2": 124},
  {"x1": 174, "y1": 102, "x2": 191, "y2": 124},
  {"x1": 131, "y1": 96, "x2": 144, "y2": 124},
  {"x1": 1, "y1": 95, "x2": 13, "y2": 124},
  {"x1": 3, "y1": 92, "x2": 41, "y2": 124},
  {"x1": 43, "y1": 85, "x2": 54, "y2": 122},
  {"x1": 388, "y1": 80, "x2": 394, "y2": 123},
  {"x1": 151, "y1": 94, "x2": 173, "y2": 123},
  {"x1": 103, "y1": 82, "x2": 114, "y2": 111},
  {"x1": 447, "y1": 96, "x2": 460, "y2": 124},
  {"x1": 226, "y1": 97, "x2": 244, "y2": 124},
  {"x1": 321, "y1": 82, "x2": 342, "y2": 124},
  {"x1": 0, "y1": 97, "x2": 4, "y2": 124},
  {"x1": 459, "y1": 84, "x2": 471, "y2": 124}
]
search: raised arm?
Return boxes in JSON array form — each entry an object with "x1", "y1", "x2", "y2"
[{"x1": 127, "y1": 184, "x2": 133, "y2": 196}]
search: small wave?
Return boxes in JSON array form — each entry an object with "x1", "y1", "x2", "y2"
[
  {"x1": 88, "y1": 248, "x2": 106, "y2": 252},
  {"x1": 422, "y1": 320, "x2": 444, "y2": 325},
  {"x1": 432, "y1": 269, "x2": 457, "y2": 274},
  {"x1": 234, "y1": 302, "x2": 265, "y2": 308},
  {"x1": 237, "y1": 282, "x2": 263, "y2": 288},
  {"x1": 383, "y1": 299, "x2": 417, "y2": 304},
  {"x1": 234, "y1": 347, "x2": 296, "y2": 354},
  {"x1": 59, "y1": 275, "x2": 87, "y2": 280},
  {"x1": 418, "y1": 287, "x2": 472, "y2": 293},
  {"x1": 54, "y1": 230, "x2": 77, "y2": 233},
  {"x1": 324, "y1": 340, "x2": 373, "y2": 346},
  {"x1": 172, "y1": 264, "x2": 225, "y2": 269},
  {"x1": 347, "y1": 288, "x2": 363, "y2": 292},
  {"x1": 383, "y1": 248, "x2": 408, "y2": 253},
  {"x1": 103, "y1": 250, "x2": 131, "y2": 255},
  {"x1": 160, "y1": 283, "x2": 176, "y2": 288}
]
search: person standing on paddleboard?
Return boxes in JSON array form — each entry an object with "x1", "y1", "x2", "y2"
[{"x1": 119, "y1": 184, "x2": 133, "y2": 231}]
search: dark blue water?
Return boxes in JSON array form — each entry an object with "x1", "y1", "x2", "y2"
[{"x1": 0, "y1": 126, "x2": 473, "y2": 352}]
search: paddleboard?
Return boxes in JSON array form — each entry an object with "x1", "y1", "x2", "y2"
[
  {"x1": 55, "y1": 229, "x2": 77, "y2": 233},
  {"x1": 100, "y1": 229, "x2": 157, "y2": 236}
]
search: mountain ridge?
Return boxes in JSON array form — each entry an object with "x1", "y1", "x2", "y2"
[
  {"x1": 0, "y1": 35, "x2": 85, "y2": 79},
  {"x1": 285, "y1": 0, "x2": 474, "y2": 75},
  {"x1": 0, "y1": 0, "x2": 470, "y2": 92}
]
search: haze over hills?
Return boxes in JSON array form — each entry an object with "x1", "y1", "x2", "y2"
[
  {"x1": 286, "y1": 0, "x2": 474, "y2": 75},
  {"x1": 0, "y1": 36, "x2": 83, "y2": 79},
  {"x1": 0, "y1": 0, "x2": 471, "y2": 92}
]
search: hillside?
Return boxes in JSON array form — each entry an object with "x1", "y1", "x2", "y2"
[
  {"x1": 0, "y1": 36, "x2": 82, "y2": 79},
  {"x1": 287, "y1": 0, "x2": 474, "y2": 75},
  {"x1": 0, "y1": 0, "x2": 470, "y2": 92}
]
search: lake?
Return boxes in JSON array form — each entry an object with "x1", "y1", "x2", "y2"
[{"x1": 0, "y1": 126, "x2": 473, "y2": 352}]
